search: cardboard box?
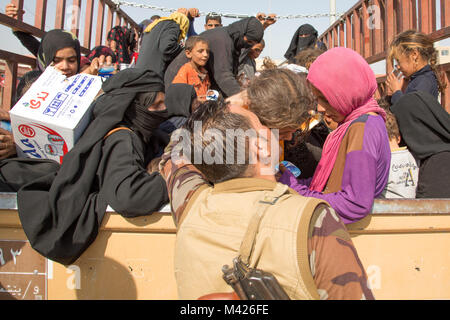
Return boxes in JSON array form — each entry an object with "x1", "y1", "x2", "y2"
[{"x1": 10, "y1": 66, "x2": 103, "y2": 163}]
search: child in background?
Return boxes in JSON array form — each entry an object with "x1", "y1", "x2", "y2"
[
  {"x1": 381, "y1": 111, "x2": 419, "y2": 198},
  {"x1": 386, "y1": 30, "x2": 446, "y2": 105},
  {"x1": 172, "y1": 36, "x2": 211, "y2": 101}
]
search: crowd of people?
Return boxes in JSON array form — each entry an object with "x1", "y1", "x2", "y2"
[{"x1": 0, "y1": 2, "x2": 449, "y2": 300}]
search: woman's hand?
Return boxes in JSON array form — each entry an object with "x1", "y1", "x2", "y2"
[
  {"x1": 81, "y1": 57, "x2": 100, "y2": 75},
  {"x1": 386, "y1": 71, "x2": 404, "y2": 95}
]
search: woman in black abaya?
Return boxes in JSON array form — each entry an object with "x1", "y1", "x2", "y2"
[
  {"x1": 16, "y1": 68, "x2": 179, "y2": 265},
  {"x1": 284, "y1": 24, "x2": 327, "y2": 63}
]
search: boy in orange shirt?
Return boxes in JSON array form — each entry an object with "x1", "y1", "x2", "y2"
[{"x1": 172, "y1": 36, "x2": 211, "y2": 101}]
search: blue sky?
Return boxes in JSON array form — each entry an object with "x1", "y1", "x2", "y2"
[
  {"x1": 0, "y1": 0, "x2": 447, "y2": 74},
  {"x1": 0, "y1": 0, "x2": 357, "y2": 59}
]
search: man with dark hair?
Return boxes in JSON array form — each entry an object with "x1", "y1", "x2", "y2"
[
  {"x1": 204, "y1": 13, "x2": 223, "y2": 30},
  {"x1": 159, "y1": 99, "x2": 374, "y2": 300}
]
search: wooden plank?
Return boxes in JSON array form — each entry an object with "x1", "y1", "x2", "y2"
[
  {"x1": 55, "y1": 0, "x2": 66, "y2": 29},
  {"x1": 11, "y1": 0, "x2": 23, "y2": 21},
  {"x1": 0, "y1": 13, "x2": 46, "y2": 38},
  {"x1": 373, "y1": 0, "x2": 383, "y2": 55},
  {"x1": 401, "y1": 0, "x2": 412, "y2": 31},
  {"x1": 419, "y1": 0, "x2": 436, "y2": 34},
  {"x1": 339, "y1": 22, "x2": 345, "y2": 47},
  {"x1": 106, "y1": 4, "x2": 114, "y2": 34},
  {"x1": 115, "y1": 12, "x2": 121, "y2": 27},
  {"x1": 71, "y1": 0, "x2": 82, "y2": 37},
  {"x1": 34, "y1": 0, "x2": 47, "y2": 30},
  {"x1": 385, "y1": 0, "x2": 395, "y2": 73},
  {"x1": 83, "y1": 0, "x2": 94, "y2": 49},
  {"x1": 442, "y1": 0, "x2": 450, "y2": 29},
  {"x1": 332, "y1": 27, "x2": 338, "y2": 48},
  {"x1": 0, "y1": 49, "x2": 37, "y2": 65},
  {"x1": 362, "y1": 0, "x2": 371, "y2": 58},
  {"x1": 95, "y1": 0, "x2": 105, "y2": 46},
  {"x1": 353, "y1": 8, "x2": 362, "y2": 54},
  {"x1": 346, "y1": 15, "x2": 352, "y2": 48}
]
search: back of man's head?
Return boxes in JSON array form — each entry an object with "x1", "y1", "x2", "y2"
[{"x1": 183, "y1": 99, "x2": 255, "y2": 184}]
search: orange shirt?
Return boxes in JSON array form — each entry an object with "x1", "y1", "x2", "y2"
[{"x1": 172, "y1": 62, "x2": 211, "y2": 99}]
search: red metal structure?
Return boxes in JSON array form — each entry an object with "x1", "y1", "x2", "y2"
[
  {"x1": 319, "y1": 0, "x2": 450, "y2": 112},
  {"x1": 0, "y1": 0, "x2": 139, "y2": 110}
]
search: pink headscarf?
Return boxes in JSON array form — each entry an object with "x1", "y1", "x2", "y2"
[{"x1": 306, "y1": 47, "x2": 386, "y2": 192}]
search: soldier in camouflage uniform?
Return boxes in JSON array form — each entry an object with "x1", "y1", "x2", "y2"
[{"x1": 159, "y1": 98, "x2": 374, "y2": 300}]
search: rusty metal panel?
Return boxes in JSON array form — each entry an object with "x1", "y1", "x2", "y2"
[
  {"x1": 0, "y1": 240, "x2": 47, "y2": 300},
  {"x1": 362, "y1": 1, "x2": 371, "y2": 58},
  {"x1": 11, "y1": 0, "x2": 23, "y2": 21},
  {"x1": 95, "y1": 0, "x2": 105, "y2": 45},
  {"x1": 353, "y1": 8, "x2": 362, "y2": 54},
  {"x1": 385, "y1": 0, "x2": 396, "y2": 73},
  {"x1": 83, "y1": 0, "x2": 94, "y2": 49},
  {"x1": 71, "y1": 0, "x2": 82, "y2": 37},
  {"x1": 401, "y1": 0, "x2": 412, "y2": 31},
  {"x1": 55, "y1": 0, "x2": 66, "y2": 30},
  {"x1": 419, "y1": 0, "x2": 437, "y2": 33},
  {"x1": 106, "y1": 3, "x2": 114, "y2": 34},
  {"x1": 346, "y1": 15, "x2": 352, "y2": 48},
  {"x1": 34, "y1": 0, "x2": 47, "y2": 30},
  {"x1": 339, "y1": 22, "x2": 345, "y2": 47},
  {"x1": 442, "y1": 0, "x2": 450, "y2": 29}
]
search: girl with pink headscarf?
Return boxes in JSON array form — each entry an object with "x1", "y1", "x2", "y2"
[{"x1": 279, "y1": 47, "x2": 390, "y2": 224}]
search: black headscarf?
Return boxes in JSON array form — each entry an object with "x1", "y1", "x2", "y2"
[
  {"x1": 107, "y1": 26, "x2": 136, "y2": 64},
  {"x1": 284, "y1": 24, "x2": 319, "y2": 61},
  {"x1": 226, "y1": 17, "x2": 264, "y2": 52},
  {"x1": 390, "y1": 91, "x2": 450, "y2": 160},
  {"x1": 123, "y1": 91, "x2": 168, "y2": 143},
  {"x1": 164, "y1": 83, "x2": 197, "y2": 118},
  {"x1": 37, "y1": 29, "x2": 81, "y2": 73},
  {"x1": 17, "y1": 68, "x2": 166, "y2": 265}
]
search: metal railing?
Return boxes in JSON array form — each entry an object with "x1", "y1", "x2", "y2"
[
  {"x1": 318, "y1": 0, "x2": 450, "y2": 111},
  {"x1": 0, "y1": 0, "x2": 138, "y2": 110}
]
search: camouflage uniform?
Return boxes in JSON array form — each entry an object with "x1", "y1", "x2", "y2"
[{"x1": 160, "y1": 138, "x2": 374, "y2": 300}]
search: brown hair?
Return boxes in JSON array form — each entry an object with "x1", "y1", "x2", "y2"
[
  {"x1": 261, "y1": 57, "x2": 278, "y2": 70},
  {"x1": 185, "y1": 35, "x2": 209, "y2": 52},
  {"x1": 184, "y1": 99, "x2": 254, "y2": 184},
  {"x1": 247, "y1": 68, "x2": 315, "y2": 130},
  {"x1": 388, "y1": 29, "x2": 446, "y2": 93},
  {"x1": 384, "y1": 110, "x2": 400, "y2": 141},
  {"x1": 293, "y1": 47, "x2": 325, "y2": 70}
]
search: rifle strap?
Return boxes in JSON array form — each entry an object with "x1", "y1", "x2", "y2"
[{"x1": 238, "y1": 183, "x2": 289, "y2": 267}]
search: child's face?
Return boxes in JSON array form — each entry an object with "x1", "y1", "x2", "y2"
[
  {"x1": 249, "y1": 43, "x2": 264, "y2": 59},
  {"x1": 187, "y1": 42, "x2": 210, "y2": 68}
]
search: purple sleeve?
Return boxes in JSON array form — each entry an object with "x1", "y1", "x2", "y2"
[
  {"x1": 280, "y1": 117, "x2": 390, "y2": 224},
  {"x1": 280, "y1": 151, "x2": 377, "y2": 224}
]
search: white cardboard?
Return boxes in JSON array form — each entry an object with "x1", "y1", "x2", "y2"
[{"x1": 9, "y1": 66, "x2": 102, "y2": 163}]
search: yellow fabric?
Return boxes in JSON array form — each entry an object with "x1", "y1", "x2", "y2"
[
  {"x1": 174, "y1": 178, "x2": 324, "y2": 300},
  {"x1": 144, "y1": 12, "x2": 189, "y2": 42}
]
